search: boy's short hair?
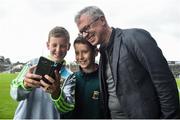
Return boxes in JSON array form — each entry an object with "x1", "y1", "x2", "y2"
[
  {"x1": 48, "y1": 26, "x2": 70, "y2": 42},
  {"x1": 73, "y1": 36, "x2": 97, "y2": 52}
]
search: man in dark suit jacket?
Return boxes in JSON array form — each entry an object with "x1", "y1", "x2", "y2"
[{"x1": 74, "y1": 6, "x2": 180, "y2": 118}]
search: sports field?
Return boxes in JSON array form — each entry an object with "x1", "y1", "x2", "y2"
[
  {"x1": 0, "y1": 73, "x2": 18, "y2": 119},
  {"x1": 0, "y1": 73, "x2": 180, "y2": 119}
]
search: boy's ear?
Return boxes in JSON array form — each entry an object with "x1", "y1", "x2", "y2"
[
  {"x1": 67, "y1": 43, "x2": 71, "y2": 50},
  {"x1": 46, "y1": 41, "x2": 50, "y2": 50}
]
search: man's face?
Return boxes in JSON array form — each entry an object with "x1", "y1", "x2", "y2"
[
  {"x1": 47, "y1": 37, "x2": 70, "y2": 62},
  {"x1": 76, "y1": 15, "x2": 104, "y2": 46}
]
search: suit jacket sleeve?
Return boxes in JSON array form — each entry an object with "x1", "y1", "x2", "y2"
[{"x1": 124, "y1": 29, "x2": 180, "y2": 118}]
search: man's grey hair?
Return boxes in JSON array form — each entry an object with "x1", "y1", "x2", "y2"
[{"x1": 74, "y1": 6, "x2": 105, "y2": 23}]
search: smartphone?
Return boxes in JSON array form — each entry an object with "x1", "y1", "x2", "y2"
[{"x1": 34, "y1": 56, "x2": 62, "y2": 85}]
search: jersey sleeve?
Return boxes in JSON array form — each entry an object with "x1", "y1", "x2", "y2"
[
  {"x1": 10, "y1": 63, "x2": 33, "y2": 101},
  {"x1": 52, "y1": 73, "x2": 76, "y2": 113}
]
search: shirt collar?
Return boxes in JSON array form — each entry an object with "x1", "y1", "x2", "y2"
[{"x1": 100, "y1": 27, "x2": 115, "y2": 53}]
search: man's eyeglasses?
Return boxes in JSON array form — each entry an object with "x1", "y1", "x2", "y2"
[{"x1": 78, "y1": 17, "x2": 100, "y2": 38}]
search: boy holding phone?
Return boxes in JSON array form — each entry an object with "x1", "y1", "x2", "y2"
[{"x1": 10, "y1": 26, "x2": 72, "y2": 119}]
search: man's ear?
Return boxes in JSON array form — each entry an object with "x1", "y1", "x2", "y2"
[{"x1": 100, "y1": 16, "x2": 106, "y2": 25}]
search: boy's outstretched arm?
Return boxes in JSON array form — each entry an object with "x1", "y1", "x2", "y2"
[{"x1": 10, "y1": 63, "x2": 33, "y2": 101}]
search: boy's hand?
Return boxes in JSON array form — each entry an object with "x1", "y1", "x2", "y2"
[
  {"x1": 24, "y1": 66, "x2": 42, "y2": 89},
  {"x1": 40, "y1": 70, "x2": 61, "y2": 99}
]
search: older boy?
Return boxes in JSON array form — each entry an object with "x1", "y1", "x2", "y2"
[{"x1": 10, "y1": 26, "x2": 72, "y2": 119}]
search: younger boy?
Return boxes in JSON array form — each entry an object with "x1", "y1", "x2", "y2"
[
  {"x1": 58, "y1": 36, "x2": 105, "y2": 118},
  {"x1": 10, "y1": 26, "x2": 72, "y2": 119}
]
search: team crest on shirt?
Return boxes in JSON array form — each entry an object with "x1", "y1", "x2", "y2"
[{"x1": 92, "y1": 91, "x2": 100, "y2": 100}]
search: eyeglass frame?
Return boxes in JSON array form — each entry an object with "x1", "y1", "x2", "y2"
[{"x1": 78, "y1": 17, "x2": 100, "y2": 38}]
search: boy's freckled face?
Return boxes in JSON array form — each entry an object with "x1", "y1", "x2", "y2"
[{"x1": 47, "y1": 37, "x2": 70, "y2": 62}]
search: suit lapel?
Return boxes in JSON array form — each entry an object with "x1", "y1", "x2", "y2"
[{"x1": 112, "y1": 28, "x2": 122, "y2": 85}]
